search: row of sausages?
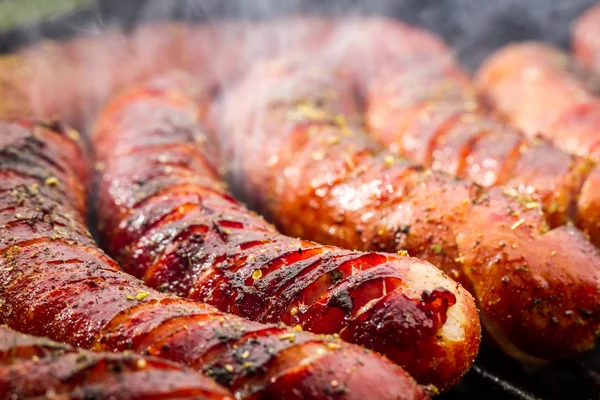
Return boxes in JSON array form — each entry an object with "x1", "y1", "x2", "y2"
[
  {"x1": 0, "y1": 119, "x2": 429, "y2": 399},
  {"x1": 1, "y1": 4, "x2": 600, "y2": 397}
]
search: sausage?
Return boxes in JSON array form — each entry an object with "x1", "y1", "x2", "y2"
[
  {"x1": 10, "y1": 16, "x2": 583, "y2": 236},
  {"x1": 91, "y1": 72, "x2": 480, "y2": 391},
  {"x1": 0, "y1": 18, "x2": 333, "y2": 130},
  {"x1": 475, "y1": 41, "x2": 600, "y2": 245},
  {"x1": 476, "y1": 42, "x2": 600, "y2": 159},
  {"x1": 573, "y1": 2, "x2": 600, "y2": 79},
  {"x1": 0, "y1": 326, "x2": 233, "y2": 400},
  {"x1": 218, "y1": 52, "x2": 600, "y2": 365},
  {"x1": 0, "y1": 25, "x2": 206, "y2": 129},
  {"x1": 0, "y1": 120, "x2": 429, "y2": 400},
  {"x1": 347, "y1": 21, "x2": 596, "y2": 240}
]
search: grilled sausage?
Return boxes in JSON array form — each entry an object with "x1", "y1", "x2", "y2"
[
  {"x1": 218, "y1": 53, "x2": 600, "y2": 365},
  {"x1": 0, "y1": 19, "x2": 332, "y2": 130},
  {"x1": 340, "y1": 20, "x2": 595, "y2": 241},
  {"x1": 6, "y1": 16, "x2": 591, "y2": 236},
  {"x1": 573, "y1": 2, "x2": 600, "y2": 79},
  {"x1": 0, "y1": 325, "x2": 233, "y2": 400},
  {"x1": 475, "y1": 42, "x2": 600, "y2": 245},
  {"x1": 91, "y1": 72, "x2": 479, "y2": 391},
  {"x1": 476, "y1": 42, "x2": 600, "y2": 159},
  {"x1": 0, "y1": 120, "x2": 429, "y2": 400}
]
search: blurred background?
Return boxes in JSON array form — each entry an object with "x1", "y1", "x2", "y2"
[
  {"x1": 0, "y1": 0, "x2": 598, "y2": 67},
  {"x1": 1, "y1": 1, "x2": 599, "y2": 399}
]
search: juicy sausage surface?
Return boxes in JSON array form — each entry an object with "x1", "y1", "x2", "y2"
[
  {"x1": 219, "y1": 52, "x2": 600, "y2": 364},
  {"x1": 342, "y1": 20, "x2": 600, "y2": 246},
  {"x1": 92, "y1": 72, "x2": 480, "y2": 391},
  {"x1": 0, "y1": 120, "x2": 429, "y2": 400},
  {"x1": 0, "y1": 326, "x2": 233, "y2": 400},
  {"x1": 476, "y1": 40, "x2": 600, "y2": 245}
]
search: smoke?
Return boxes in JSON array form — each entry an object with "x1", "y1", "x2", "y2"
[
  {"x1": 87, "y1": 0, "x2": 599, "y2": 67},
  {"x1": 2, "y1": 0, "x2": 598, "y2": 65},
  {"x1": 1, "y1": 0, "x2": 598, "y2": 187},
  {"x1": 0, "y1": 0, "x2": 597, "y2": 159}
]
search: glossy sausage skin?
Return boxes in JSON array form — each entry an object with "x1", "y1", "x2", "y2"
[
  {"x1": 475, "y1": 42, "x2": 600, "y2": 245},
  {"x1": 0, "y1": 121, "x2": 428, "y2": 400},
  {"x1": 219, "y1": 54, "x2": 600, "y2": 364},
  {"x1": 92, "y1": 72, "x2": 479, "y2": 391},
  {"x1": 573, "y1": 3, "x2": 600, "y2": 79},
  {"x1": 0, "y1": 326, "x2": 232, "y2": 400},
  {"x1": 476, "y1": 42, "x2": 599, "y2": 159},
  {"x1": 352, "y1": 21, "x2": 596, "y2": 239}
]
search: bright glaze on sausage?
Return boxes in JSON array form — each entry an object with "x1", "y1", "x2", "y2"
[
  {"x1": 476, "y1": 40, "x2": 600, "y2": 246},
  {"x1": 0, "y1": 120, "x2": 429, "y2": 400},
  {"x1": 92, "y1": 72, "x2": 479, "y2": 391},
  {"x1": 331, "y1": 20, "x2": 598, "y2": 246},
  {"x1": 218, "y1": 53, "x2": 600, "y2": 365}
]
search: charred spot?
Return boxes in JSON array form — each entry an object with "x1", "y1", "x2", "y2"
[
  {"x1": 579, "y1": 308, "x2": 594, "y2": 317},
  {"x1": 205, "y1": 365, "x2": 234, "y2": 386},
  {"x1": 190, "y1": 232, "x2": 205, "y2": 243},
  {"x1": 212, "y1": 221, "x2": 229, "y2": 242},
  {"x1": 420, "y1": 287, "x2": 457, "y2": 310},
  {"x1": 397, "y1": 224, "x2": 410, "y2": 235},
  {"x1": 36, "y1": 120, "x2": 64, "y2": 135},
  {"x1": 324, "y1": 383, "x2": 348, "y2": 395},
  {"x1": 0, "y1": 147, "x2": 47, "y2": 176},
  {"x1": 215, "y1": 327, "x2": 240, "y2": 344},
  {"x1": 107, "y1": 360, "x2": 124, "y2": 374},
  {"x1": 133, "y1": 178, "x2": 148, "y2": 187},
  {"x1": 329, "y1": 270, "x2": 344, "y2": 285},
  {"x1": 75, "y1": 353, "x2": 88, "y2": 364},
  {"x1": 86, "y1": 280, "x2": 99, "y2": 289},
  {"x1": 329, "y1": 289, "x2": 353, "y2": 314}
]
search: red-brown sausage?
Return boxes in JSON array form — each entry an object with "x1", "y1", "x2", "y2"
[
  {"x1": 0, "y1": 325, "x2": 233, "y2": 400},
  {"x1": 218, "y1": 52, "x2": 600, "y2": 365},
  {"x1": 345, "y1": 20, "x2": 595, "y2": 240},
  {"x1": 475, "y1": 41, "x2": 600, "y2": 245},
  {"x1": 91, "y1": 72, "x2": 479, "y2": 391},
  {"x1": 573, "y1": 2, "x2": 600, "y2": 79},
  {"x1": 0, "y1": 120, "x2": 429, "y2": 400},
  {"x1": 0, "y1": 19, "x2": 334, "y2": 130},
  {"x1": 476, "y1": 42, "x2": 599, "y2": 159}
]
